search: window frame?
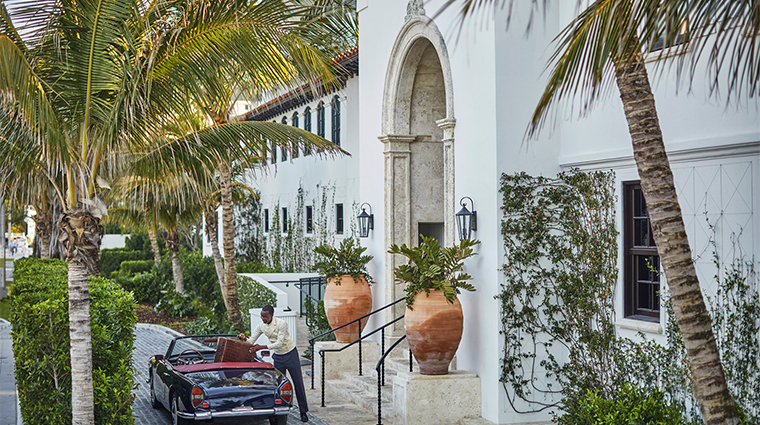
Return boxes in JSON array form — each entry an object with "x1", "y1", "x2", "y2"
[
  {"x1": 282, "y1": 207, "x2": 288, "y2": 234},
  {"x1": 306, "y1": 206, "x2": 313, "y2": 234},
  {"x1": 303, "y1": 107, "x2": 312, "y2": 155},
  {"x1": 335, "y1": 203, "x2": 344, "y2": 235},
  {"x1": 331, "y1": 95, "x2": 341, "y2": 146},
  {"x1": 316, "y1": 101, "x2": 325, "y2": 138},
  {"x1": 623, "y1": 181, "x2": 661, "y2": 320},
  {"x1": 264, "y1": 209, "x2": 269, "y2": 233}
]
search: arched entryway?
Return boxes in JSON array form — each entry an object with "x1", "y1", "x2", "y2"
[{"x1": 380, "y1": 10, "x2": 456, "y2": 329}]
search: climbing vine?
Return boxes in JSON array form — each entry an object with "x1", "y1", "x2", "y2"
[
  {"x1": 499, "y1": 170, "x2": 760, "y2": 423},
  {"x1": 499, "y1": 170, "x2": 619, "y2": 411}
]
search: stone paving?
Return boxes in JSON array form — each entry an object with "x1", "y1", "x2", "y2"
[{"x1": 0, "y1": 319, "x2": 18, "y2": 425}]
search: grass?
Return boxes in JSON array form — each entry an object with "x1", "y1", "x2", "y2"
[{"x1": 0, "y1": 281, "x2": 12, "y2": 321}]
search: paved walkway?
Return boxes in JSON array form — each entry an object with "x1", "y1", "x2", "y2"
[{"x1": 0, "y1": 319, "x2": 19, "y2": 425}]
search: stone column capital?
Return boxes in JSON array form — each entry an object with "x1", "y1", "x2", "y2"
[
  {"x1": 379, "y1": 134, "x2": 415, "y2": 153},
  {"x1": 436, "y1": 118, "x2": 456, "y2": 141}
]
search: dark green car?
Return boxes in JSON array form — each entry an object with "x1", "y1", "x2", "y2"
[{"x1": 148, "y1": 334, "x2": 294, "y2": 425}]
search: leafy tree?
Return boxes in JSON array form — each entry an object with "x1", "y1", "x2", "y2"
[{"x1": 0, "y1": 0, "x2": 353, "y2": 422}]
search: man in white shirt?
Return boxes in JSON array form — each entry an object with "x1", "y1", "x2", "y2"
[{"x1": 238, "y1": 305, "x2": 309, "y2": 422}]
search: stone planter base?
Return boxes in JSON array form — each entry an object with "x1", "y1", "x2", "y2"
[{"x1": 392, "y1": 370, "x2": 481, "y2": 425}]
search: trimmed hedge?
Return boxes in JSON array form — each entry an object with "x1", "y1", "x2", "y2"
[
  {"x1": 100, "y1": 248, "x2": 152, "y2": 277},
  {"x1": 119, "y1": 260, "x2": 154, "y2": 275},
  {"x1": 11, "y1": 258, "x2": 137, "y2": 425}
]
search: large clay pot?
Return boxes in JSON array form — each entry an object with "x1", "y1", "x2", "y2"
[
  {"x1": 323, "y1": 274, "x2": 373, "y2": 343},
  {"x1": 405, "y1": 289, "x2": 464, "y2": 375}
]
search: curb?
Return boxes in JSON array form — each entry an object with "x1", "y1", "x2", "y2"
[{"x1": 135, "y1": 323, "x2": 184, "y2": 337}]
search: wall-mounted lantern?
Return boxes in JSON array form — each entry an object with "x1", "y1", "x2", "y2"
[
  {"x1": 456, "y1": 196, "x2": 477, "y2": 241},
  {"x1": 358, "y1": 203, "x2": 374, "y2": 238}
]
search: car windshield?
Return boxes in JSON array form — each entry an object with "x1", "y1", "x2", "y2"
[
  {"x1": 167, "y1": 335, "x2": 235, "y2": 360},
  {"x1": 187, "y1": 370, "x2": 278, "y2": 388}
]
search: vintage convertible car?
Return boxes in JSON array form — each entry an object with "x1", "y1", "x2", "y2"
[{"x1": 148, "y1": 334, "x2": 294, "y2": 425}]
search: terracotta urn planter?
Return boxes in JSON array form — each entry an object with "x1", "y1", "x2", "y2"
[
  {"x1": 323, "y1": 274, "x2": 373, "y2": 343},
  {"x1": 405, "y1": 289, "x2": 464, "y2": 375}
]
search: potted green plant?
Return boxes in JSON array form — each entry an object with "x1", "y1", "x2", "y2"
[
  {"x1": 313, "y1": 238, "x2": 374, "y2": 343},
  {"x1": 388, "y1": 235, "x2": 479, "y2": 375}
]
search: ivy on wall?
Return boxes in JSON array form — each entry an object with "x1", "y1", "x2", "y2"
[
  {"x1": 235, "y1": 181, "x2": 357, "y2": 273},
  {"x1": 499, "y1": 170, "x2": 619, "y2": 412},
  {"x1": 499, "y1": 170, "x2": 760, "y2": 423}
]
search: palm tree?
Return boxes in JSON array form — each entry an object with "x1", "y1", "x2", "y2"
[
  {"x1": 0, "y1": 0, "x2": 351, "y2": 422},
  {"x1": 436, "y1": 0, "x2": 752, "y2": 423}
]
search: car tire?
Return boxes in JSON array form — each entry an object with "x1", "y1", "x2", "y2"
[
  {"x1": 150, "y1": 380, "x2": 160, "y2": 409},
  {"x1": 269, "y1": 414, "x2": 288, "y2": 425},
  {"x1": 171, "y1": 394, "x2": 186, "y2": 425}
]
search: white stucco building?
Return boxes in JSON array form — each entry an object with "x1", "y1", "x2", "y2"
[{"x1": 214, "y1": 1, "x2": 759, "y2": 423}]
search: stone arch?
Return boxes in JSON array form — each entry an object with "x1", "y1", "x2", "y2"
[{"x1": 380, "y1": 13, "x2": 456, "y2": 329}]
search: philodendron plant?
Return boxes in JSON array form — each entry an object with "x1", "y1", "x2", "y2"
[
  {"x1": 388, "y1": 235, "x2": 480, "y2": 309},
  {"x1": 313, "y1": 237, "x2": 374, "y2": 285}
]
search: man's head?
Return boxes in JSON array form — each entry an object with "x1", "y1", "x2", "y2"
[{"x1": 261, "y1": 305, "x2": 275, "y2": 324}]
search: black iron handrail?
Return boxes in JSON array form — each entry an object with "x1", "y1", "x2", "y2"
[
  {"x1": 375, "y1": 335, "x2": 412, "y2": 425},
  {"x1": 308, "y1": 297, "x2": 408, "y2": 407}
]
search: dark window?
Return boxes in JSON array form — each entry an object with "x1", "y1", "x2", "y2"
[
  {"x1": 270, "y1": 140, "x2": 276, "y2": 164},
  {"x1": 291, "y1": 113, "x2": 299, "y2": 158},
  {"x1": 303, "y1": 107, "x2": 312, "y2": 155},
  {"x1": 331, "y1": 95, "x2": 341, "y2": 146},
  {"x1": 651, "y1": 18, "x2": 689, "y2": 52},
  {"x1": 316, "y1": 102, "x2": 325, "y2": 138},
  {"x1": 335, "y1": 203, "x2": 343, "y2": 234},
  {"x1": 278, "y1": 119, "x2": 287, "y2": 162},
  {"x1": 282, "y1": 207, "x2": 288, "y2": 233},
  {"x1": 264, "y1": 209, "x2": 269, "y2": 233},
  {"x1": 624, "y1": 182, "x2": 660, "y2": 319},
  {"x1": 306, "y1": 206, "x2": 313, "y2": 234}
]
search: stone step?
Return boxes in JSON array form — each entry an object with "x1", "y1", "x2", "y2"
[
  {"x1": 339, "y1": 370, "x2": 396, "y2": 394},
  {"x1": 325, "y1": 372, "x2": 394, "y2": 421}
]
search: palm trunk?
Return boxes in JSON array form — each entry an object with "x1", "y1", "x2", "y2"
[
  {"x1": 205, "y1": 208, "x2": 226, "y2": 304},
  {"x1": 33, "y1": 213, "x2": 52, "y2": 259},
  {"x1": 68, "y1": 258, "x2": 94, "y2": 425},
  {"x1": 166, "y1": 232, "x2": 183, "y2": 293},
  {"x1": 614, "y1": 54, "x2": 739, "y2": 425},
  {"x1": 57, "y1": 209, "x2": 102, "y2": 425},
  {"x1": 219, "y1": 160, "x2": 243, "y2": 331},
  {"x1": 148, "y1": 230, "x2": 161, "y2": 266}
]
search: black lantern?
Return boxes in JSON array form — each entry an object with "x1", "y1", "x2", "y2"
[
  {"x1": 358, "y1": 203, "x2": 374, "y2": 238},
  {"x1": 456, "y1": 197, "x2": 477, "y2": 241}
]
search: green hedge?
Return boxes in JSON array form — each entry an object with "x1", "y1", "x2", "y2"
[
  {"x1": 100, "y1": 248, "x2": 152, "y2": 277},
  {"x1": 119, "y1": 260, "x2": 154, "y2": 275},
  {"x1": 11, "y1": 258, "x2": 137, "y2": 425}
]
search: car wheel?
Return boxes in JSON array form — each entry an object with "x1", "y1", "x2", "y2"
[
  {"x1": 171, "y1": 394, "x2": 186, "y2": 425},
  {"x1": 150, "y1": 380, "x2": 160, "y2": 409},
  {"x1": 269, "y1": 414, "x2": 288, "y2": 425}
]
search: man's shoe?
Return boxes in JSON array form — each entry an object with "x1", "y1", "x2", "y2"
[{"x1": 300, "y1": 412, "x2": 309, "y2": 422}]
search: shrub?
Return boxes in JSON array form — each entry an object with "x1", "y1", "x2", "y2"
[
  {"x1": 303, "y1": 298, "x2": 334, "y2": 358},
  {"x1": 184, "y1": 314, "x2": 236, "y2": 335},
  {"x1": 112, "y1": 271, "x2": 166, "y2": 303},
  {"x1": 154, "y1": 290, "x2": 201, "y2": 318},
  {"x1": 119, "y1": 260, "x2": 154, "y2": 275},
  {"x1": 236, "y1": 259, "x2": 276, "y2": 273},
  {"x1": 10, "y1": 258, "x2": 137, "y2": 425},
  {"x1": 100, "y1": 248, "x2": 151, "y2": 277},
  {"x1": 555, "y1": 383, "x2": 694, "y2": 425},
  {"x1": 237, "y1": 275, "x2": 277, "y2": 330}
]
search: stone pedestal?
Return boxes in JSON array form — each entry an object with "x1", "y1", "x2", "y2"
[
  {"x1": 313, "y1": 341, "x2": 379, "y2": 387},
  {"x1": 393, "y1": 370, "x2": 481, "y2": 425}
]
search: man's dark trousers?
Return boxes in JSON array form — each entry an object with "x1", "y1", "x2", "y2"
[{"x1": 273, "y1": 348, "x2": 308, "y2": 414}]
